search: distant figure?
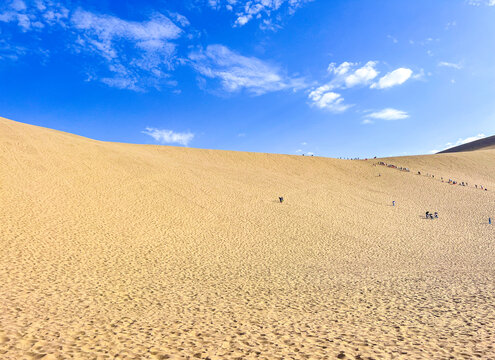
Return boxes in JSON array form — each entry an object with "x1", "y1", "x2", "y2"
[
  {"x1": 434, "y1": 212, "x2": 438, "y2": 219},
  {"x1": 426, "y1": 211, "x2": 430, "y2": 219},
  {"x1": 392, "y1": 201, "x2": 395, "y2": 207},
  {"x1": 418, "y1": 171, "x2": 421, "y2": 175},
  {"x1": 489, "y1": 218, "x2": 492, "y2": 225},
  {"x1": 279, "y1": 197, "x2": 284, "y2": 203},
  {"x1": 475, "y1": 185, "x2": 478, "y2": 189}
]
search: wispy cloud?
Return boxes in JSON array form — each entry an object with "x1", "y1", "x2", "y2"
[
  {"x1": 371, "y1": 68, "x2": 413, "y2": 89},
  {"x1": 142, "y1": 127, "x2": 195, "y2": 146},
  {"x1": 0, "y1": 38, "x2": 27, "y2": 60},
  {"x1": 71, "y1": 9, "x2": 186, "y2": 91},
  {"x1": 438, "y1": 61, "x2": 462, "y2": 70},
  {"x1": 467, "y1": 0, "x2": 495, "y2": 6},
  {"x1": 366, "y1": 108, "x2": 409, "y2": 121},
  {"x1": 0, "y1": 1, "x2": 188, "y2": 91},
  {"x1": 188, "y1": 44, "x2": 307, "y2": 95},
  {"x1": 205, "y1": 0, "x2": 313, "y2": 28},
  {"x1": 0, "y1": 0, "x2": 68, "y2": 31},
  {"x1": 387, "y1": 34, "x2": 398, "y2": 43}
]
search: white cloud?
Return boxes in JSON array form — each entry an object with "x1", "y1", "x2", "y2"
[
  {"x1": 343, "y1": 61, "x2": 379, "y2": 88},
  {"x1": 71, "y1": 10, "x2": 182, "y2": 46},
  {"x1": 411, "y1": 68, "x2": 426, "y2": 80},
  {"x1": 205, "y1": 0, "x2": 313, "y2": 28},
  {"x1": 11, "y1": 0, "x2": 27, "y2": 12},
  {"x1": 371, "y1": 68, "x2": 413, "y2": 89},
  {"x1": 70, "y1": 9, "x2": 187, "y2": 90},
  {"x1": 468, "y1": 0, "x2": 495, "y2": 6},
  {"x1": 0, "y1": 0, "x2": 68, "y2": 31},
  {"x1": 361, "y1": 119, "x2": 374, "y2": 125},
  {"x1": 327, "y1": 61, "x2": 353, "y2": 76},
  {"x1": 438, "y1": 61, "x2": 462, "y2": 70},
  {"x1": 308, "y1": 85, "x2": 351, "y2": 112},
  {"x1": 0, "y1": 2, "x2": 188, "y2": 91},
  {"x1": 188, "y1": 44, "x2": 307, "y2": 95},
  {"x1": 101, "y1": 76, "x2": 141, "y2": 91},
  {"x1": 142, "y1": 127, "x2": 195, "y2": 146},
  {"x1": 308, "y1": 61, "x2": 413, "y2": 113},
  {"x1": 367, "y1": 108, "x2": 409, "y2": 121},
  {"x1": 235, "y1": 15, "x2": 250, "y2": 26},
  {"x1": 308, "y1": 61, "x2": 412, "y2": 113},
  {"x1": 307, "y1": 61, "x2": 378, "y2": 112},
  {"x1": 328, "y1": 61, "x2": 379, "y2": 88}
]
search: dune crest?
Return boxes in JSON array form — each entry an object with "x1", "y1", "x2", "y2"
[
  {"x1": 1, "y1": 117, "x2": 495, "y2": 359},
  {"x1": 438, "y1": 134, "x2": 495, "y2": 154}
]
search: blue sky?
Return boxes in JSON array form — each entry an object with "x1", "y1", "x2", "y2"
[{"x1": 1, "y1": 0, "x2": 494, "y2": 157}]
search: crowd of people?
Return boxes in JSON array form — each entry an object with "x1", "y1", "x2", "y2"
[
  {"x1": 376, "y1": 162, "x2": 410, "y2": 172},
  {"x1": 376, "y1": 161, "x2": 491, "y2": 222},
  {"x1": 376, "y1": 162, "x2": 489, "y2": 192}
]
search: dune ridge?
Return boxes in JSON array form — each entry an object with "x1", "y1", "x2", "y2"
[
  {"x1": 438, "y1": 134, "x2": 495, "y2": 154},
  {"x1": 1, "y1": 117, "x2": 495, "y2": 359}
]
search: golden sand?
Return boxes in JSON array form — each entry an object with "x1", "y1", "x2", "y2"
[{"x1": 1, "y1": 117, "x2": 495, "y2": 359}]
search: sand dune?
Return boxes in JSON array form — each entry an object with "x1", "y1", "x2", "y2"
[
  {"x1": 1, "y1": 116, "x2": 495, "y2": 359},
  {"x1": 438, "y1": 134, "x2": 495, "y2": 154}
]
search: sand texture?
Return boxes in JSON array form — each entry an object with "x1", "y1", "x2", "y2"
[{"x1": 1, "y1": 117, "x2": 495, "y2": 359}]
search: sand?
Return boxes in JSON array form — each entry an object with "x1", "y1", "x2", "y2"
[
  {"x1": 438, "y1": 134, "x2": 495, "y2": 154},
  {"x1": 1, "y1": 116, "x2": 495, "y2": 359}
]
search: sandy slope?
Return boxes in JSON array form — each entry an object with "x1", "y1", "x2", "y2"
[
  {"x1": 1, "y1": 116, "x2": 495, "y2": 359},
  {"x1": 438, "y1": 135, "x2": 495, "y2": 154}
]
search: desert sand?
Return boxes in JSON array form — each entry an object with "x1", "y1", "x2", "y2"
[
  {"x1": 1, "y1": 116, "x2": 495, "y2": 359},
  {"x1": 438, "y1": 135, "x2": 495, "y2": 154}
]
